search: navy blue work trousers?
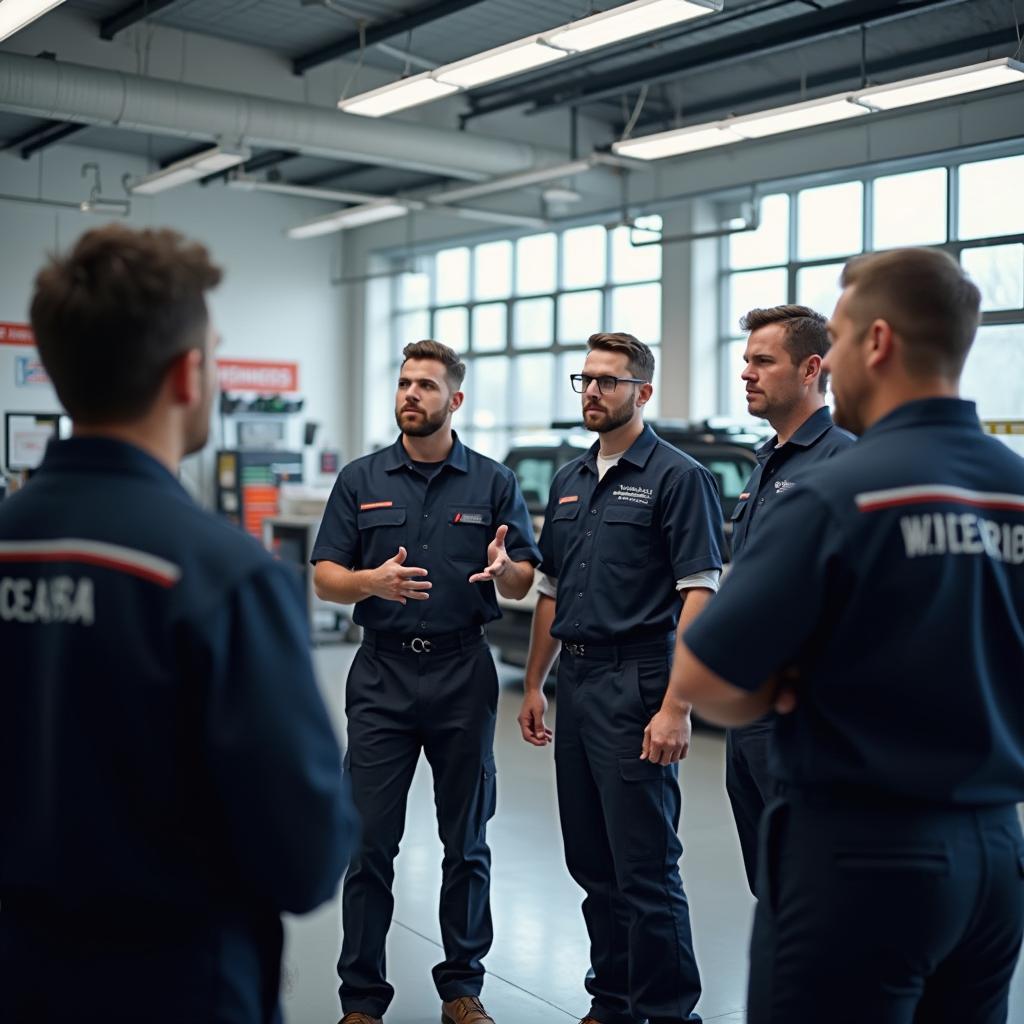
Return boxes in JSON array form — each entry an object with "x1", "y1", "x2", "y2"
[
  {"x1": 749, "y1": 793, "x2": 1024, "y2": 1023},
  {"x1": 554, "y1": 649, "x2": 702, "y2": 1024},
  {"x1": 338, "y1": 636, "x2": 498, "y2": 1018},
  {"x1": 725, "y1": 715, "x2": 776, "y2": 895}
]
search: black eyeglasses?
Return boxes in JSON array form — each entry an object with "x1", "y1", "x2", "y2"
[{"x1": 569, "y1": 373, "x2": 647, "y2": 394}]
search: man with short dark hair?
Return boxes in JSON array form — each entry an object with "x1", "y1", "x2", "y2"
[
  {"x1": 727, "y1": 304, "x2": 854, "y2": 893},
  {"x1": 313, "y1": 340, "x2": 541, "y2": 1024},
  {"x1": 0, "y1": 224, "x2": 358, "y2": 1024},
  {"x1": 518, "y1": 332, "x2": 724, "y2": 1024},
  {"x1": 678, "y1": 248, "x2": 1024, "y2": 1021}
]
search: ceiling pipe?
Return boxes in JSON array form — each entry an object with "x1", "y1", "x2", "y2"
[{"x1": 0, "y1": 51, "x2": 573, "y2": 182}]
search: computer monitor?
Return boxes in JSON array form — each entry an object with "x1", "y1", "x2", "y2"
[{"x1": 4, "y1": 412, "x2": 71, "y2": 472}]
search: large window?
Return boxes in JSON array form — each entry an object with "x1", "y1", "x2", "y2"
[
  {"x1": 718, "y1": 152, "x2": 1024, "y2": 453},
  {"x1": 390, "y1": 219, "x2": 662, "y2": 459}
]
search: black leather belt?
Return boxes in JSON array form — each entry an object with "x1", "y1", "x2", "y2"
[
  {"x1": 362, "y1": 625, "x2": 485, "y2": 655},
  {"x1": 562, "y1": 637, "x2": 673, "y2": 661}
]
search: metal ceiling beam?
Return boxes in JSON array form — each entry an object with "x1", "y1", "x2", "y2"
[
  {"x1": 100, "y1": 0, "x2": 182, "y2": 41},
  {"x1": 292, "y1": 0, "x2": 488, "y2": 75},
  {"x1": 464, "y1": 0, "x2": 970, "y2": 120},
  {"x1": 629, "y1": 25, "x2": 1022, "y2": 134},
  {"x1": 2, "y1": 120, "x2": 87, "y2": 159},
  {"x1": 201, "y1": 149, "x2": 299, "y2": 186}
]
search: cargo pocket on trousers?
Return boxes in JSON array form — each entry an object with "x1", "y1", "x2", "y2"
[
  {"x1": 479, "y1": 755, "x2": 497, "y2": 830},
  {"x1": 618, "y1": 756, "x2": 673, "y2": 863}
]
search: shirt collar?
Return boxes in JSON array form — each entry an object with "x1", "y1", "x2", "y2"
[
  {"x1": 757, "y1": 405, "x2": 836, "y2": 460},
  {"x1": 861, "y1": 397, "x2": 981, "y2": 439},
  {"x1": 581, "y1": 423, "x2": 658, "y2": 474},
  {"x1": 383, "y1": 431, "x2": 469, "y2": 474},
  {"x1": 37, "y1": 436, "x2": 188, "y2": 495}
]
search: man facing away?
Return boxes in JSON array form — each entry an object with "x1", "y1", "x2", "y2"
[
  {"x1": 518, "y1": 332, "x2": 725, "y2": 1024},
  {"x1": 727, "y1": 305, "x2": 854, "y2": 893},
  {"x1": 678, "y1": 248, "x2": 1024, "y2": 1022},
  {"x1": 0, "y1": 224, "x2": 358, "y2": 1024},
  {"x1": 312, "y1": 340, "x2": 541, "y2": 1024}
]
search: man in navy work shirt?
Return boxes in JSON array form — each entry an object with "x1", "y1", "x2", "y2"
[
  {"x1": 678, "y1": 248, "x2": 1024, "y2": 1023},
  {"x1": 0, "y1": 225, "x2": 358, "y2": 1024},
  {"x1": 518, "y1": 332, "x2": 724, "y2": 1024},
  {"x1": 312, "y1": 339, "x2": 540, "y2": 1024},
  {"x1": 727, "y1": 304, "x2": 854, "y2": 894}
]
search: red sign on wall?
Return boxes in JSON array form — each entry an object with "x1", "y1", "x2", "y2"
[
  {"x1": 216, "y1": 359, "x2": 299, "y2": 393},
  {"x1": 0, "y1": 322, "x2": 35, "y2": 345}
]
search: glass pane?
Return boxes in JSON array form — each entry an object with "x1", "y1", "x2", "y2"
[
  {"x1": 557, "y1": 350, "x2": 588, "y2": 422},
  {"x1": 515, "y1": 233, "x2": 557, "y2": 295},
  {"x1": 397, "y1": 270, "x2": 429, "y2": 311},
  {"x1": 394, "y1": 310, "x2": 430, "y2": 358},
  {"x1": 562, "y1": 225, "x2": 607, "y2": 289},
  {"x1": 798, "y1": 181, "x2": 863, "y2": 260},
  {"x1": 512, "y1": 353, "x2": 555, "y2": 427},
  {"x1": 729, "y1": 193, "x2": 789, "y2": 269},
  {"x1": 557, "y1": 290, "x2": 603, "y2": 344},
  {"x1": 473, "y1": 240, "x2": 512, "y2": 301},
  {"x1": 512, "y1": 297, "x2": 554, "y2": 349},
  {"x1": 960, "y1": 244, "x2": 1024, "y2": 312},
  {"x1": 960, "y1": 325, "x2": 1024, "y2": 457},
  {"x1": 872, "y1": 168, "x2": 948, "y2": 249},
  {"x1": 472, "y1": 302, "x2": 507, "y2": 353},
  {"x1": 796, "y1": 263, "x2": 844, "y2": 320},
  {"x1": 727, "y1": 268, "x2": 788, "y2": 333},
  {"x1": 433, "y1": 306, "x2": 468, "y2": 353},
  {"x1": 436, "y1": 247, "x2": 470, "y2": 305},
  {"x1": 468, "y1": 356, "x2": 509, "y2": 429},
  {"x1": 958, "y1": 155, "x2": 1024, "y2": 240},
  {"x1": 471, "y1": 430, "x2": 511, "y2": 461},
  {"x1": 610, "y1": 282, "x2": 661, "y2": 343},
  {"x1": 646, "y1": 344, "x2": 661, "y2": 419},
  {"x1": 610, "y1": 222, "x2": 662, "y2": 283}
]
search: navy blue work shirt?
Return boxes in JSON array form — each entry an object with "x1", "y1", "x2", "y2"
[
  {"x1": 731, "y1": 405, "x2": 855, "y2": 558},
  {"x1": 686, "y1": 399, "x2": 1024, "y2": 806},
  {"x1": 539, "y1": 424, "x2": 724, "y2": 644},
  {"x1": 0, "y1": 437, "x2": 358, "y2": 1021},
  {"x1": 311, "y1": 432, "x2": 540, "y2": 634}
]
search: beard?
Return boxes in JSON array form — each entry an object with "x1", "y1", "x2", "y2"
[
  {"x1": 583, "y1": 395, "x2": 636, "y2": 434},
  {"x1": 395, "y1": 404, "x2": 449, "y2": 437}
]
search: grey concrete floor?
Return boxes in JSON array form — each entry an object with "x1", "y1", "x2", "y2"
[{"x1": 281, "y1": 643, "x2": 1024, "y2": 1024}]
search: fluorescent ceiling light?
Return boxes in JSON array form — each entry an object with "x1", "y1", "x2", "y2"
[
  {"x1": 130, "y1": 145, "x2": 249, "y2": 194},
  {"x1": 287, "y1": 201, "x2": 409, "y2": 239},
  {"x1": 855, "y1": 58, "x2": 1024, "y2": 111},
  {"x1": 544, "y1": 0, "x2": 720, "y2": 53},
  {"x1": 613, "y1": 123, "x2": 743, "y2": 160},
  {"x1": 79, "y1": 198, "x2": 130, "y2": 216},
  {"x1": 0, "y1": 0, "x2": 67, "y2": 43},
  {"x1": 434, "y1": 38, "x2": 566, "y2": 90},
  {"x1": 729, "y1": 95, "x2": 868, "y2": 139},
  {"x1": 339, "y1": 76, "x2": 457, "y2": 117}
]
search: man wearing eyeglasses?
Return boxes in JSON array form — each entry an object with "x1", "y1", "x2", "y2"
[{"x1": 517, "y1": 332, "x2": 724, "y2": 1024}]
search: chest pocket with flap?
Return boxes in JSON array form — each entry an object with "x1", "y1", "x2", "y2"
[
  {"x1": 357, "y1": 506, "x2": 407, "y2": 564},
  {"x1": 601, "y1": 504, "x2": 653, "y2": 565},
  {"x1": 444, "y1": 505, "x2": 493, "y2": 563}
]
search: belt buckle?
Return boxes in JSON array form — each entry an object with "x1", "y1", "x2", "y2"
[
  {"x1": 566, "y1": 642, "x2": 585, "y2": 657},
  {"x1": 407, "y1": 636, "x2": 432, "y2": 654}
]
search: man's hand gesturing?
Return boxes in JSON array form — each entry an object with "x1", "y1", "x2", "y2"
[{"x1": 367, "y1": 547, "x2": 432, "y2": 604}]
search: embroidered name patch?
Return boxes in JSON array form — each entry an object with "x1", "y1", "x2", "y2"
[
  {"x1": 360, "y1": 501, "x2": 393, "y2": 510},
  {"x1": 558, "y1": 495, "x2": 579, "y2": 504},
  {"x1": 453, "y1": 512, "x2": 486, "y2": 525}
]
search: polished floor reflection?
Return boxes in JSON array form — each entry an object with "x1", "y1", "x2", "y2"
[{"x1": 280, "y1": 644, "x2": 1024, "y2": 1024}]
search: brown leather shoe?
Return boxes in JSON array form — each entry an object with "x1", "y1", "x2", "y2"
[
  {"x1": 441, "y1": 995, "x2": 495, "y2": 1024},
  {"x1": 338, "y1": 1014, "x2": 383, "y2": 1024}
]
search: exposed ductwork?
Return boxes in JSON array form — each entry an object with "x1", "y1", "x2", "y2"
[{"x1": 0, "y1": 51, "x2": 571, "y2": 182}]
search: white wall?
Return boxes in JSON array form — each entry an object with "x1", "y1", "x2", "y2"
[{"x1": 0, "y1": 142, "x2": 348, "y2": 503}]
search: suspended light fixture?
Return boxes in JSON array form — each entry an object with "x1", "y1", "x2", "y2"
[
  {"x1": 613, "y1": 57, "x2": 1024, "y2": 161},
  {"x1": 339, "y1": 0, "x2": 722, "y2": 117},
  {"x1": 129, "y1": 145, "x2": 250, "y2": 194},
  {"x1": 287, "y1": 200, "x2": 412, "y2": 239},
  {"x1": 0, "y1": 1, "x2": 67, "y2": 43}
]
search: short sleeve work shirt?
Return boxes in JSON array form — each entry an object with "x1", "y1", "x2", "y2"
[
  {"x1": 311, "y1": 433, "x2": 540, "y2": 634},
  {"x1": 730, "y1": 406, "x2": 855, "y2": 558},
  {"x1": 539, "y1": 424, "x2": 724, "y2": 644},
  {"x1": 685, "y1": 399, "x2": 1024, "y2": 806}
]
